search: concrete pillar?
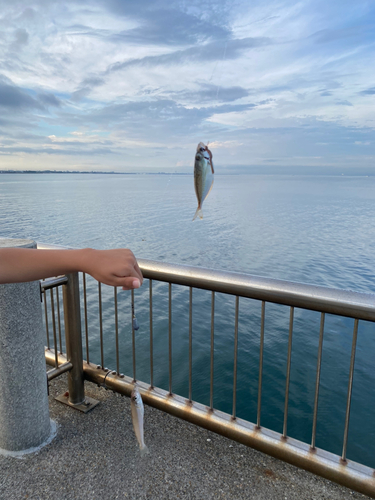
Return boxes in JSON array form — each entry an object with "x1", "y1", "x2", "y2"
[{"x1": 0, "y1": 238, "x2": 53, "y2": 454}]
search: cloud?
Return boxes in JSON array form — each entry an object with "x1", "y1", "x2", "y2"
[
  {"x1": 13, "y1": 28, "x2": 29, "y2": 46},
  {"x1": 106, "y1": 36, "x2": 271, "y2": 74},
  {"x1": 0, "y1": 80, "x2": 42, "y2": 109},
  {"x1": 104, "y1": 0, "x2": 232, "y2": 45},
  {"x1": 70, "y1": 87, "x2": 92, "y2": 102},
  {"x1": 335, "y1": 100, "x2": 353, "y2": 106},
  {"x1": 70, "y1": 77, "x2": 105, "y2": 102},
  {"x1": 111, "y1": 10, "x2": 229, "y2": 46},
  {"x1": 359, "y1": 87, "x2": 375, "y2": 95},
  {"x1": 64, "y1": 99, "x2": 257, "y2": 137},
  {"x1": 166, "y1": 83, "x2": 249, "y2": 104},
  {"x1": 81, "y1": 77, "x2": 105, "y2": 87},
  {"x1": 38, "y1": 92, "x2": 62, "y2": 107},
  {"x1": 309, "y1": 25, "x2": 374, "y2": 45},
  {"x1": 208, "y1": 140, "x2": 243, "y2": 148},
  {"x1": 0, "y1": 77, "x2": 62, "y2": 111}
]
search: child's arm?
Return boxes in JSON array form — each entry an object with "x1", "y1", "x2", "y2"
[{"x1": 0, "y1": 248, "x2": 143, "y2": 290}]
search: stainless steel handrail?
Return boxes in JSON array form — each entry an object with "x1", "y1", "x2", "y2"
[{"x1": 138, "y1": 258, "x2": 375, "y2": 321}]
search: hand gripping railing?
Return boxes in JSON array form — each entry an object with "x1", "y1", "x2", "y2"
[{"x1": 40, "y1": 246, "x2": 375, "y2": 498}]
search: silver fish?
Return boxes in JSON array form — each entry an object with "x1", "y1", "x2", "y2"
[
  {"x1": 130, "y1": 386, "x2": 148, "y2": 455},
  {"x1": 193, "y1": 142, "x2": 214, "y2": 220}
]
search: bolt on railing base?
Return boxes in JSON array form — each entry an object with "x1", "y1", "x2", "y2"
[
  {"x1": 54, "y1": 392, "x2": 99, "y2": 414},
  {"x1": 45, "y1": 350, "x2": 99, "y2": 413}
]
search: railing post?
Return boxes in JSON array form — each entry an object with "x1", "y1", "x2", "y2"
[
  {"x1": 62, "y1": 272, "x2": 84, "y2": 405},
  {"x1": 0, "y1": 238, "x2": 53, "y2": 455}
]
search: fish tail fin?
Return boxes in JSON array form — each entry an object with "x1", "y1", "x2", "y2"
[
  {"x1": 192, "y1": 207, "x2": 203, "y2": 221},
  {"x1": 140, "y1": 444, "x2": 149, "y2": 457}
]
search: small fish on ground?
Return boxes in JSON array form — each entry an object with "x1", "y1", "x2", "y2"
[
  {"x1": 193, "y1": 142, "x2": 214, "y2": 221},
  {"x1": 130, "y1": 385, "x2": 149, "y2": 456}
]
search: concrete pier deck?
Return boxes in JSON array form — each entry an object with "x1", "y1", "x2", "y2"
[{"x1": 0, "y1": 372, "x2": 371, "y2": 500}]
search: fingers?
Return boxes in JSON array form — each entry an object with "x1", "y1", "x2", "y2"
[
  {"x1": 133, "y1": 260, "x2": 143, "y2": 284},
  {"x1": 115, "y1": 261, "x2": 143, "y2": 289},
  {"x1": 117, "y1": 277, "x2": 141, "y2": 290},
  {"x1": 129, "y1": 261, "x2": 143, "y2": 286}
]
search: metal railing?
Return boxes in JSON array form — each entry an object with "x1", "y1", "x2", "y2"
[{"x1": 40, "y1": 246, "x2": 375, "y2": 498}]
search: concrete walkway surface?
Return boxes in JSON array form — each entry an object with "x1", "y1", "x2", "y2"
[{"x1": 0, "y1": 372, "x2": 371, "y2": 500}]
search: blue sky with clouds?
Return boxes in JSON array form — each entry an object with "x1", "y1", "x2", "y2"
[{"x1": 0, "y1": 0, "x2": 374, "y2": 172}]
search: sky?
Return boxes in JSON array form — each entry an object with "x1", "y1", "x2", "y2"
[{"x1": 0, "y1": 0, "x2": 374, "y2": 173}]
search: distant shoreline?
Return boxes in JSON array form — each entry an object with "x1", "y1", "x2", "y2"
[
  {"x1": 0, "y1": 170, "x2": 185, "y2": 175},
  {"x1": 0, "y1": 169, "x2": 374, "y2": 176}
]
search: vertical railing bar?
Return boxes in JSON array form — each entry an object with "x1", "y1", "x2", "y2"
[
  {"x1": 63, "y1": 272, "x2": 85, "y2": 405},
  {"x1": 342, "y1": 318, "x2": 359, "y2": 462},
  {"x1": 311, "y1": 312, "x2": 325, "y2": 449},
  {"x1": 189, "y1": 287, "x2": 193, "y2": 402},
  {"x1": 149, "y1": 279, "x2": 154, "y2": 388},
  {"x1": 210, "y1": 291, "x2": 215, "y2": 411},
  {"x1": 114, "y1": 287, "x2": 119, "y2": 375},
  {"x1": 56, "y1": 287, "x2": 62, "y2": 353},
  {"x1": 232, "y1": 296, "x2": 239, "y2": 419},
  {"x1": 131, "y1": 289, "x2": 136, "y2": 381},
  {"x1": 83, "y1": 273, "x2": 90, "y2": 364},
  {"x1": 283, "y1": 306, "x2": 294, "y2": 439},
  {"x1": 44, "y1": 291, "x2": 50, "y2": 349},
  {"x1": 257, "y1": 301, "x2": 266, "y2": 428},
  {"x1": 98, "y1": 282, "x2": 104, "y2": 369},
  {"x1": 168, "y1": 283, "x2": 172, "y2": 395},
  {"x1": 50, "y1": 288, "x2": 58, "y2": 368}
]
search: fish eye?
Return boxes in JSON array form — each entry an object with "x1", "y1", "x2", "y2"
[{"x1": 199, "y1": 147, "x2": 205, "y2": 152}]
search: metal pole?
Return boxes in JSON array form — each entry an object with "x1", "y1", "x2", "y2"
[
  {"x1": 283, "y1": 306, "x2": 294, "y2": 439},
  {"x1": 342, "y1": 319, "x2": 359, "y2": 462},
  {"x1": 232, "y1": 296, "x2": 239, "y2": 419},
  {"x1": 311, "y1": 313, "x2": 325, "y2": 450},
  {"x1": 62, "y1": 272, "x2": 85, "y2": 405},
  {"x1": 210, "y1": 291, "x2": 215, "y2": 411},
  {"x1": 256, "y1": 301, "x2": 265, "y2": 429},
  {"x1": 149, "y1": 280, "x2": 154, "y2": 388}
]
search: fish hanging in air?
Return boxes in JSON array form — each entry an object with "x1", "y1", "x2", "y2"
[
  {"x1": 130, "y1": 385, "x2": 149, "y2": 456},
  {"x1": 193, "y1": 142, "x2": 214, "y2": 221}
]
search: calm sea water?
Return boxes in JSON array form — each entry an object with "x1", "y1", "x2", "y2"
[{"x1": 1, "y1": 173, "x2": 374, "y2": 468}]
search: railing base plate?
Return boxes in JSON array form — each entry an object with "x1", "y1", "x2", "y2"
[{"x1": 55, "y1": 393, "x2": 99, "y2": 413}]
